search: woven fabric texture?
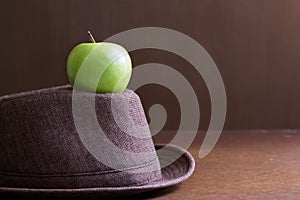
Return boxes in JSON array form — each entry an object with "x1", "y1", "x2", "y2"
[{"x1": 0, "y1": 85, "x2": 161, "y2": 189}]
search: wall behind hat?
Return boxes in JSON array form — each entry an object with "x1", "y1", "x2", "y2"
[{"x1": 1, "y1": 0, "x2": 300, "y2": 130}]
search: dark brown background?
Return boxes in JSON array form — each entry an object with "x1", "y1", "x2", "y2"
[{"x1": 1, "y1": 0, "x2": 300, "y2": 130}]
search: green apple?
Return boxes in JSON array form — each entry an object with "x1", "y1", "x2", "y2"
[{"x1": 66, "y1": 32, "x2": 132, "y2": 93}]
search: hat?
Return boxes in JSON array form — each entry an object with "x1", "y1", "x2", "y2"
[{"x1": 0, "y1": 85, "x2": 195, "y2": 198}]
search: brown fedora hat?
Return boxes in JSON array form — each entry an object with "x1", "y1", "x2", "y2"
[{"x1": 0, "y1": 85, "x2": 195, "y2": 197}]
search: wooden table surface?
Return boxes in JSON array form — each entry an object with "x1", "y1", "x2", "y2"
[
  {"x1": 2, "y1": 130, "x2": 300, "y2": 200},
  {"x1": 130, "y1": 130, "x2": 300, "y2": 200}
]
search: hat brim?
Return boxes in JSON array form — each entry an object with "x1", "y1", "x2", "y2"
[{"x1": 0, "y1": 144, "x2": 195, "y2": 198}]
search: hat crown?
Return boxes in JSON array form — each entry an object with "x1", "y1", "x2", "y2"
[{"x1": 0, "y1": 85, "x2": 161, "y2": 189}]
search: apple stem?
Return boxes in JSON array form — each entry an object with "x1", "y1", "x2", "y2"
[{"x1": 88, "y1": 31, "x2": 96, "y2": 43}]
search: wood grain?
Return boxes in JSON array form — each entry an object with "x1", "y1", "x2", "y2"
[
  {"x1": 1, "y1": 130, "x2": 299, "y2": 199},
  {"x1": 130, "y1": 130, "x2": 300, "y2": 199}
]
